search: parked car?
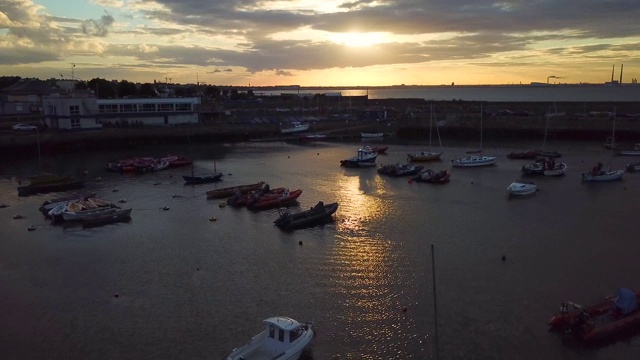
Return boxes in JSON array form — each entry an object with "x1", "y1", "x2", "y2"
[{"x1": 12, "y1": 124, "x2": 38, "y2": 131}]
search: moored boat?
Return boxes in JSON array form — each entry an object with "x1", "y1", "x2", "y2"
[
  {"x1": 548, "y1": 288, "x2": 640, "y2": 343},
  {"x1": 412, "y1": 169, "x2": 450, "y2": 184},
  {"x1": 225, "y1": 316, "x2": 314, "y2": 360},
  {"x1": 451, "y1": 155, "x2": 497, "y2": 167},
  {"x1": 507, "y1": 181, "x2": 537, "y2": 196},
  {"x1": 17, "y1": 173, "x2": 85, "y2": 197},
  {"x1": 206, "y1": 182, "x2": 265, "y2": 199},
  {"x1": 183, "y1": 173, "x2": 223, "y2": 184},
  {"x1": 581, "y1": 163, "x2": 624, "y2": 182},
  {"x1": 274, "y1": 201, "x2": 339, "y2": 230},
  {"x1": 82, "y1": 208, "x2": 132, "y2": 228},
  {"x1": 249, "y1": 189, "x2": 302, "y2": 211},
  {"x1": 340, "y1": 147, "x2": 377, "y2": 167}
]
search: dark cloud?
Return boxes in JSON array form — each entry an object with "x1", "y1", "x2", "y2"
[{"x1": 81, "y1": 13, "x2": 116, "y2": 37}]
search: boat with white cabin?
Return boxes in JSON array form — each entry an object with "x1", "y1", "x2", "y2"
[{"x1": 225, "y1": 316, "x2": 314, "y2": 360}]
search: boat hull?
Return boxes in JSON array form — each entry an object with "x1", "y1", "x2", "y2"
[{"x1": 451, "y1": 156, "x2": 497, "y2": 167}]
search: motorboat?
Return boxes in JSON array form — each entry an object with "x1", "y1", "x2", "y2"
[
  {"x1": 340, "y1": 147, "x2": 377, "y2": 167},
  {"x1": 274, "y1": 201, "x2": 339, "y2": 230},
  {"x1": 225, "y1": 316, "x2": 314, "y2": 360},
  {"x1": 451, "y1": 155, "x2": 497, "y2": 167},
  {"x1": 548, "y1": 288, "x2": 640, "y2": 343},
  {"x1": 507, "y1": 181, "x2": 537, "y2": 196},
  {"x1": 544, "y1": 162, "x2": 567, "y2": 176},
  {"x1": 582, "y1": 163, "x2": 624, "y2": 182}
]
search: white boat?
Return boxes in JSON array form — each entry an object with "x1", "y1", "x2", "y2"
[
  {"x1": 340, "y1": 147, "x2": 378, "y2": 167},
  {"x1": 582, "y1": 169, "x2": 624, "y2": 182},
  {"x1": 454, "y1": 104, "x2": 498, "y2": 166},
  {"x1": 281, "y1": 122, "x2": 309, "y2": 134},
  {"x1": 361, "y1": 132, "x2": 384, "y2": 138},
  {"x1": 507, "y1": 181, "x2": 537, "y2": 196},
  {"x1": 617, "y1": 144, "x2": 640, "y2": 156},
  {"x1": 544, "y1": 162, "x2": 567, "y2": 176},
  {"x1": 225, "y1": 316, "x2": 314, "y2": 360},
  {"x1": 451, "y1": 155, "x2": 497, "y2": 167},
  {"x1": 408, "y1": 103, "x2": 443, "y2": 162}
]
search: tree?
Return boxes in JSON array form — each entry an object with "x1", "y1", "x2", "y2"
[
  {"x1": 138, "y1": 83, "x2": 157, "y2": 98},
  {"x1": 87, "y1": 78, "x2": 116, "y2": 98},
  {"x1": 117, "y1": 80, "x2": 137, "y2": 98}
]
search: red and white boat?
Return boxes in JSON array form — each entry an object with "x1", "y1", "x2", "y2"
[{"x1": 549, "y1": 288, "x2": 640, "y2": 343}]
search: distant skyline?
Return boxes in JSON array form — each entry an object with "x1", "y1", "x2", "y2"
[{"x1": 1, "y1": 0, "x2": 639, "y2": 86}]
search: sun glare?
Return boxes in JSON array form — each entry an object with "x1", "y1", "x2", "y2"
[{"x1": 330, "y1": 32, "x2": 388, "y2": 47}]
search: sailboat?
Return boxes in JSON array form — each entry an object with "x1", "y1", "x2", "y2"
[
  {"x1": 301, "y1": 121, "x2": 326, "y2": 141},
  {"x1": 183, "y1": 160, "x2": 224, "y2": 184},
  {"x1": 407, "y1": 103, "x2": 443, "y2": 162},
  {"x1": 452, "y1": 104, "x2": 497, "y2": 167}
]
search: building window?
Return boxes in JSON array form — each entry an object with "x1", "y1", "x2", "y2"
[
  {"x1": 71, "y1": 119, "x2": 80, "y2": 128},
  {"x1": 176, "y1": 103, "x2": 191, "y2": 111},
  {"x1": 141, "y1": 104, "x2": 156, "y2": 112},
  {"x1": 158, "y1": 103, "x2": 173, "y2": 112},
  {"x1": 98, "y1": 104, "x2": 118, "y2": 113},
  {"x1": 70, "y1": 105, "x2": 80, "y2": 115},
  {"x1": 120, "y1": 104, "x2": 137, "y2": 112}
]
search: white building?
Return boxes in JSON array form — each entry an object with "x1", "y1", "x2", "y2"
[
  {"x1": 42, "y1": 92, "x2": 102, "y2": 130},
  {"x1": 42, "y1": 96, "x2": 201, "y2": 130},
  {"x1": 97, "y1": 97, "x2": 201, "y2": 126}
]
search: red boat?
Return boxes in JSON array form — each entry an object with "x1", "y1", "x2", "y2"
[
  {"x1": 230, "y1": 187, "x2": 285, "y2": 207},
  {"x1": 249, "y1": 189, "x2": 302, "y2": 211},
  {"x1": 548, "y1": 288, "x2": 640, "y2": 343}
]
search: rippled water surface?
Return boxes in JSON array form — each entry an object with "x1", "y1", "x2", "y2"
[{"x1": 1, "y1": 138, "x2": 640, "y2": 359}]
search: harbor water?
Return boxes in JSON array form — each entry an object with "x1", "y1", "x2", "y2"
[{"x1": 1, "y1": 138, "x2": 640, "y2": 359}]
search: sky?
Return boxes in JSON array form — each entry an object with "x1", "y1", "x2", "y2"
[{"x1": 1, "y1": 0, "x2": 639, "y2": 86}]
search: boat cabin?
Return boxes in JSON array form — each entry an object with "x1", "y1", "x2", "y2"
[{"x1": 262, "y1": 317, "x2": 306, "y2": 356}]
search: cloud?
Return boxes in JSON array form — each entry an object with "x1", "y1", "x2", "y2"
[{"x1": 81, "y1": 12, "x2": 115, "y2": 37}]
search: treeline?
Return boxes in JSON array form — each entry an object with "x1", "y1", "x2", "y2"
[{"x1": 0, "y1": 76, "x2": 255, "y2": 100}]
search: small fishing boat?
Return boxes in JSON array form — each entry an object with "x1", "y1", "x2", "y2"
[
  {"x1": 581, "y1": 163, "x2": 624, "y2": 182},
  {"x1": 507, "y1": 181, "x2": 537, "y2": 196},
  {"x1": 225, "y1": 316, "x2": 314, "y2": 360},
  {"x1": 340, "y1": 147, "x2": 377, "y2": 167},
  {"x1": 206, "y1": 182, "x2": 265, "y2": 199},
  {"x1": 548, "y1": 288, "x2": 640, "y2": 343},
  {"x1": 274, "y1": 201, "x2": 339, "y2": 230}
]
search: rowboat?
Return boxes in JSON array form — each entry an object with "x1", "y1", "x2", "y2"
[
  {"x1": 82, "y1": 208, "x2": 132, "y2": 228},
  {"x1": 206, "y1": 182, "x2": 265, "y2": 199}
]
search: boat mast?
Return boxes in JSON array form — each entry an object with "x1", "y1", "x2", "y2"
[
  {"x1": 429, "y1": 103, "x2": 433, "y2": 150},
  {"x1": 480, "y1": 104, "x2": 483, "y2": 153}
]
